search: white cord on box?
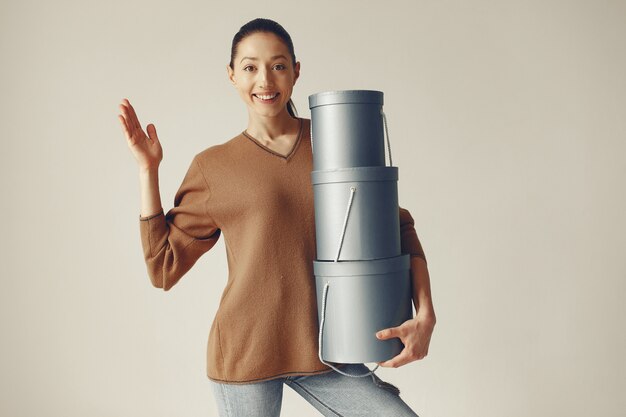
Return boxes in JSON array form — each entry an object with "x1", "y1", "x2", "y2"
[
  {"x1": 335, "y1": 186, "x2": 357, "y2": 262},
  {"x1": 318, "y1": 282, "x2": 379, "y2": 378},
  {"x1": 381, "y1": 110, "x2": 393, "y2": 167}
]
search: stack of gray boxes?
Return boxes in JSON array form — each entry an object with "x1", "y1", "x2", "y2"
[{"x1": 309, "y1": 90, "x2": 413, "y2": 364}]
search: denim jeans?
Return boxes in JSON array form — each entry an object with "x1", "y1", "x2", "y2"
[{"x1": 209, "y1": 364, "x2": 419, "y2": 416}]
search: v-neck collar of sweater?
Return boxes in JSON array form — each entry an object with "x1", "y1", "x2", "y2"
[{"x1": 242, "y1": 117, "x2": 304, "y2": 161}]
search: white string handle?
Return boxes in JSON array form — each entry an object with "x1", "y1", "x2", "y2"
[
  {"x1": 318, "y1": 282, "x2": 379, "y2": 378},
  {"x1": 381, "y1": 109, "x2": 393, "y2": 167},
  {"x1": 335, "y1": 186, "x2": 357, "y2": 262},
  {"x1": 310, "y1": 119, "x2": 314, "y2": 155},
  {"x1": 318, "y1": 282, "x2": 402, "y2": 394}
]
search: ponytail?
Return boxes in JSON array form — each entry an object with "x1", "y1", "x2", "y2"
[{"x1": 286, "y1": 98, "x2": 298, "y2": 118}]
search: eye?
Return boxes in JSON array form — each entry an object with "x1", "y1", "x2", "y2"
[
  {"x1": 274, "y1": 64, "x2": 286, "y2": 70},
  {"x1": 243, "y1": 65, "x2": 254, "y2": 72}
]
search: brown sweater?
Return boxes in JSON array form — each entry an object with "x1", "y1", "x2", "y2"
[{"x1": 138, "y1": 117, "x2": 426, "y2": 384}]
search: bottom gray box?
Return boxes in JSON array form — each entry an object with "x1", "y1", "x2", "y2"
[{"x1": 313, "y1": 254, "x2": 413, "y2": 364}]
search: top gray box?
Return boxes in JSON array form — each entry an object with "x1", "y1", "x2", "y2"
[{"x1": 308, "y1": 90, "x2": 387, "y2": 170}]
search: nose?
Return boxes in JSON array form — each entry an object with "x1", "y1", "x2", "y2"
[{"x1": 257, "y1": 67, "x2": 274, "y2": 89}]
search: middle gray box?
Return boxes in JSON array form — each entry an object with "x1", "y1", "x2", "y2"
[{"x1": 311, "y1": 166, "x2": 401, "y2": 261}]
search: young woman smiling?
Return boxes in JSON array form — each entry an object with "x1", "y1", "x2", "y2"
[{"x1": 118, "y1": 18, "x2": 435, "y2": 417}]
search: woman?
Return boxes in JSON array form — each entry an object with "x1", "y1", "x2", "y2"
[{"x1": 118, "y1": 18, "x2": 435, "y2": 417}]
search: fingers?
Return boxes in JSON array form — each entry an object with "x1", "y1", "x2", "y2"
[
  {"x1": 376, "y1": 325, "x2": 403, "y2": 341},
  {"x1": 119, "y1": 98, "x2": 135, "y2": 131},
  {"x1": 125, "y1": 98, "x2": 143, "y2": 131},
  {"x1": 118, "y1": 101, "x2": 136, "y2": 143},
  {"x1": 118, "y1": 102, "x2": 133, "y2": 136},
  {"x1": 375, "y1": 318, "x2": 432, "y2": 368},
  {"x1": 146, "y1": 123, "x2": 159, "y2": 143},
  {"x1": 119, "y1": 98, "x2": 141, "y2": 132},
  {"x1": 375, "y1": 328, "x2": 405, "y2": 367},
  {"x1": 377, "y1": 347, "x2": 413, "y2": 368}
]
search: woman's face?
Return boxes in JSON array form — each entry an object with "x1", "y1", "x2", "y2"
[{"x1": 228, "y1": 32, "x2": 300, "y2": 119}]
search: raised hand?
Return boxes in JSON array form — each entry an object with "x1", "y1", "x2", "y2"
[{"x1": 118, "y1": 98, "x2": 163, "y2": 170}]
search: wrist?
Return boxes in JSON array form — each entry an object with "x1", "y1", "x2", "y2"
[
  {"x1": 416, "y1": 305, "x2": 436, "y2": 325},
  {"x1": 139, "y1": 166, "x2": 159, "y2": 175}
]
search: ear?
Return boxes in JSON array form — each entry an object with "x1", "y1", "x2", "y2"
[
  {"x1": 293, "y1": 61, "x2": 301, "y2": 85},
  {"x1": 227, "y1": 64, "x2": 236, "y2": 86}
]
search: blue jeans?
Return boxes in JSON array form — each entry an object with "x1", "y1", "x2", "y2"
[{"x1": 209, "y1": 364, "x2": 419, "y2": 416}]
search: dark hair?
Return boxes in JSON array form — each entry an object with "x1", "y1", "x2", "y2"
[{"x1": 229, "y1": 18, "x2": 298, "y2": 118}]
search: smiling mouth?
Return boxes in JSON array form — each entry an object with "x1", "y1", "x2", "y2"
[{"x1": 253, "y1": 93, "x2": 280, "y2": 103}]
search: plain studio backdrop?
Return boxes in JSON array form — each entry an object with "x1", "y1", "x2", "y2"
[{"x1": 1, "y1": 0, "x2": 624, "y2": 416}]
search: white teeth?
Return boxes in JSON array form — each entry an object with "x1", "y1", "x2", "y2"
[{"x1": 255, "y1": 93, "x2": 278, "y2": 100}]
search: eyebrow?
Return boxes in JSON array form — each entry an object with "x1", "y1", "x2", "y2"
[{"x1": 240, "y1": 54, "x2": 288, "y2": 64}]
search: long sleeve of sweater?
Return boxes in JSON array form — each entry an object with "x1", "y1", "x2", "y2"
[
  {"x1": 399, "y1": 206, "x2": 427, "y2": 264},
  {"x1": 138, "y1": 155, "x2": 221, "y2": 291}
]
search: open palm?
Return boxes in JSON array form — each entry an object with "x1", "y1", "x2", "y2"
[{"x1": 118, "y1": 98, "x2": 163, "y2": 170}]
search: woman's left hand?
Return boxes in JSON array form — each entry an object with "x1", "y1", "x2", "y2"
[{"x1": 375, "y1": 311, "x2": 436, "y2": 368}]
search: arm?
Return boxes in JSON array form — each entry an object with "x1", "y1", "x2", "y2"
[
  {"x1": 139, "y1": 167, "x2": 164, "y2": 218},
  {"x1": 375, "y1": 207, "x2": 436, "y2": 368},
  {"x1": 119, "y1": 97, "x2": 164, "y2": 218},
  {"x1": 139, "y1": 156, "x2": 221, "y2": 291},
  {"x1": 118, "y1": 98, "x2": 220, "y2": 291}
]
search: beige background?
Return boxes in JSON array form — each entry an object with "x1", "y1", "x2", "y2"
[{"x1": 1, "y1": 0, "x2": 624, "y2": 416}]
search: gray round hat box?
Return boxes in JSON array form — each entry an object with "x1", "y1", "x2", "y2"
[
  {"x1": 309, "y1": 89, "x2": 413, "y2": 364},
  {"x1": 311, "y1": 166, "x2": 401, "y2": 261},
  {"x1": 313, "y1": 254, "x2": 413, "y2": 363},
  {"x1": 309, "y1": 90, "x2": 386, "y2": 170}
]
